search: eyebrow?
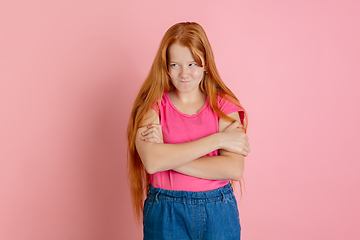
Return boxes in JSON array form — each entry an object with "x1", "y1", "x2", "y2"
[{"x1": 168, "y1": 60, "x2": 197, "y2": 63}]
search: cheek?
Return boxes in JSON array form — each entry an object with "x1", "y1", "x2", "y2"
[
  {"x1": 192, "y1": 69, "x2": 204, "y2": 80},
  {"x1": 169, "y1": 70, "x2": 177, "y2": 80}
]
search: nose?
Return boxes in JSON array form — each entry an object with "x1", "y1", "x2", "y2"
[{"x1": 180, "y1": 66, "x2": 190, "y2": 79}]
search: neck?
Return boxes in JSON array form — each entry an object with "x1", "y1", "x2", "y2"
[{"x1": 170, "y1": 88, "x2": 206, "y2": 104}]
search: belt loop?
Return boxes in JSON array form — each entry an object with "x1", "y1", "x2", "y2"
[
  {"x1": 219, "y1": 188, "x2": 225, "y2": 202},
  {"x1": 155, "y1": 189, "x2": 161, "y2": 202}
]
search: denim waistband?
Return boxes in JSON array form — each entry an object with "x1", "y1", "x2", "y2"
[{"x1": 147, "y1": 182, "x2": 234, "y2": 202}]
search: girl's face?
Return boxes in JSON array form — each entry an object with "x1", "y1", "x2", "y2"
[{"x1": 167, "y1": 43, "x2": 205, "y2": 94}]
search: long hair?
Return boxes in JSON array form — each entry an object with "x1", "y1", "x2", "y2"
[{"x1": 127, "y1": 22, "x2": 248, "y2": 224}]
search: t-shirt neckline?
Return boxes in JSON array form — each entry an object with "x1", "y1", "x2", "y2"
[{"x1": 165, "y1": 92, "x2": 210, "y2": 118}]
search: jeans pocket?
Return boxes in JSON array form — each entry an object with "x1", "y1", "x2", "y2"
[
  {"x1": 227, "y1": 194, "x2": 239, "y2": 211},
  {"x1": 227, "y1": 195, "x2": 241, "y2": 227},
  {"x1": 143, "y1": 198, "x2": 154, "y2": 227}
]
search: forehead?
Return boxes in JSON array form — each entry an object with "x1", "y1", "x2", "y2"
[{"x1": 167, "y1": 43, "x2": 194, "y2": 61}]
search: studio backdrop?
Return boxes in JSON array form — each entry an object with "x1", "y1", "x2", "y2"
[{"x1": 1, "y1": 0, "x2": 359, "y2": 239}]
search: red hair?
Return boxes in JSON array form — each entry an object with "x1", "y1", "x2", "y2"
[{"x1": 127, "y1": 22, "x2": 248, "y2": 224}]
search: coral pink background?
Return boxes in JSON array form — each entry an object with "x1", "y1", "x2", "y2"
[{"x1": 1, "y1": 0, "x2": 359, "y2": 239}]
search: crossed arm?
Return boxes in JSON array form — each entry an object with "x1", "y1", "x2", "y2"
[{"x1": 135, "y1": 109, "x2": 250, "y2": 181}]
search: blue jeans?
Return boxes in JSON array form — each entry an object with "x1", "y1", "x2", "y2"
[{"x1": 143, "y1": 183, "x2": 241, "y2": 240}]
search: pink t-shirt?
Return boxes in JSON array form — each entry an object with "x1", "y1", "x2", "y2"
[{"x1": 151, "y1": 92, "x2": 244, "y2": 191}]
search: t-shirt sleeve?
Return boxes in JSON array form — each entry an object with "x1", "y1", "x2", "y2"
[
  {"x1": 151, "y1": 103, "x2": 159, "y2": 114},
  {"x1": 151, "y1": 98, "x2": 162, "y2": 115},
  {"x1": 218, "y1": 95, "x2": 245, "y2": 124}
]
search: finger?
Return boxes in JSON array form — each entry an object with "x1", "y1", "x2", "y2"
[
  {"x1": 239, "y1": 139, "x2": 250, "y2": 149},
  {"x1": 244, "y1": 146, "x2": 251, "y2": 154},
  {"x1": 145, "y1": 124, "x2": 163, "y2": 136},
  {"x1": 238, "y1": 127, "x2": 245, "y2": 133},
  {"x1": 144, "y1": 137, "x2": 159, "y2": 143},
  {"x1": 150, "y1": 125, "x2": 161, "y2": 135},
  {"x1": 141, "y1": 130, "x2": 155, "y2": 140},
  {"x1": 150, "y1": 130, "x2": 161, "y2": 141},
  {"x1": 142, "y1": 127, "x2": 158, "y2": 136},
  {"x1": 142, "y1": 131, "x2": 163, "y2": 143},
  {"x1": 141, "y1": 130, "x2": 151, "y2": 137},
  {"x1": 142, "y1": 130, "x2": 157, "y2": 139},
  {"x1": 147, "y1": 124, "x2": 161, "y2": 129},
  {"x1": 153, "y1": 126, "x2": 163, "y2": 138},
  {"x1": 241, "y1": 146, "x2": 250, "y2": 156},
  {"x1": 143, "y1": 134, "x2": 160, "y2": 142},
  {"x1": 241, "y1": 136, "x2": 249, "y2": 147}
]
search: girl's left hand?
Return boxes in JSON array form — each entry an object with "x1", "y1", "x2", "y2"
[{"x1": 140, "y1": 124, "x2": 164, "y2": 143}]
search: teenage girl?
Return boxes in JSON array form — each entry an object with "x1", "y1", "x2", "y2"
[{"x1": 127, "y1": 22, "x2": 250, "y2": 240}]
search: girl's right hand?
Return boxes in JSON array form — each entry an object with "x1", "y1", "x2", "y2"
[
  {"x1": 220, "y1": 121, "x2": 250, "y2": 156},
  {"x1": 140, "y1": 124, "x2": 164, "y2": 143}
]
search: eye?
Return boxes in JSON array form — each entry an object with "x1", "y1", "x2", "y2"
[
  {"x1": 189, "y1": 63, "x2": 197, "y2": 67},
  {"x1": 170, "y1": 63, "x2": 179, "y2": 67}
]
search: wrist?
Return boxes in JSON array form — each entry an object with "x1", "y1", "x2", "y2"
[{"x1": 214, "y1": 132, "x2": 224, "y2": 150}]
